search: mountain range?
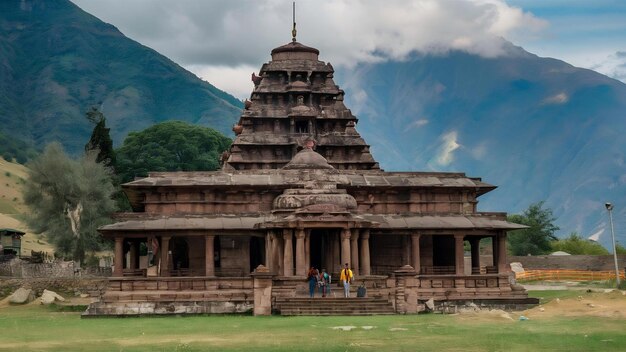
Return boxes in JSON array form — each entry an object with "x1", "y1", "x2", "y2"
[
  {"x1": 339, "y1": 47, "x2": 626, "y2": 248},
  {"x1": 1, "y1": 0, "x2": 626, "y2": 248},
  {"x1": 0, "y1": 0, "x2": 241, "y2": 157}
]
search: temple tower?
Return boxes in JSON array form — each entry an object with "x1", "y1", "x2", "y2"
[{"x1": 225, "y1": 40, "x2": 380, "y2": 171}]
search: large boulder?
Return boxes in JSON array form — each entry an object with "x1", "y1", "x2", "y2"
[
  {"x1": 40, "y1": 289, "x2": 66, "y2": 305},
  {"x1": 8, "y1": 287, "x2": 34, "y2": 304}
]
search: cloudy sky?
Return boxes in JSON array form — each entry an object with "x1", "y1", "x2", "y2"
[{"x1": 72, "y1": 0, "x2": 626, "y2": 99}]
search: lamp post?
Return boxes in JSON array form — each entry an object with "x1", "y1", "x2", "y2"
[{"x1": 605, "y1": 203, "x2": 621, "y2": 287}]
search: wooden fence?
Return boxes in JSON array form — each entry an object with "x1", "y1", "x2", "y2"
[{"x1": 516, "y1": 269, "x2": 626, "y2": 282}]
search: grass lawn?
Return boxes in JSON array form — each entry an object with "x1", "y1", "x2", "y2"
[{"x1": 1, "y1": 298, "x2": 625, "y2": 352}]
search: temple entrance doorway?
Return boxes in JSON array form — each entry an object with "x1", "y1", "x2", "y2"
[
  {"x1": 170, "y1": 237, "x2": 189, "y2": 271},
  {"x1": 309, "y1": 229, "x2": 337, "y2": 273},
  {"x1": 249, "y1": 236, "x2": 265, "y2": 272}
]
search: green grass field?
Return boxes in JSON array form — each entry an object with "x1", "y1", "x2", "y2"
[{"x1": 0, "y1": 297, "x2": 625, "y2": 352}]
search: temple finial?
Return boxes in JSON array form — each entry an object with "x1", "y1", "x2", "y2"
[{"x1": 291, "y1": 2, "x2": 297, "y2": 42}]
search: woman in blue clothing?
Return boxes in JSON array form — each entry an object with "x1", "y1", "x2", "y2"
[{"x1": 307, "y1": 267, "x2": 318, "y2": 298}]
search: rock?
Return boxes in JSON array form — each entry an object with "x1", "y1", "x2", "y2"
[
  {"x1": 539, "y1": 307, "x2": 545, "y2": 312},
  {"x1": 80, "y1": 293, "x2": 89, "y2": 298},
  {"x1": 40, "y1": 289, "x2": 65, "y2": 305},
  {"x1": 511, "y1": 283, "x2": 525, "y2": 291},
  {"x1": 8, "y1": 288, "x2": 34, "y2": 304},
  {"x1": 509, "y1": 262, "x2": 524, "y2": 273},
  {"x1": 587, "y1": 303, "x2": 595, "y2": 308},
  {"x1": 555, "y1": 298, "x2": 560, "y2": 303},
  {"x1": 425, "y1": 298, "x2": 435, "y2": 310}
]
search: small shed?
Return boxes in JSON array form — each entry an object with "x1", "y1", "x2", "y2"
[{"x1": 0, "y1": 228, "x2": 25, "y2": 256}]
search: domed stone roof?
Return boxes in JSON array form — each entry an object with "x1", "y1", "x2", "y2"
[
  {"x1": 283, "y1": 148, "x2": 334, "y2": 170},
  {"x1": 271, "y1": 41, "x2": 320, "y2": 55}
]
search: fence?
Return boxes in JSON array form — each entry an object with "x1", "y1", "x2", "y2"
[{"x1": 516, "y1": 269, "x2": 626, "y2": 282}]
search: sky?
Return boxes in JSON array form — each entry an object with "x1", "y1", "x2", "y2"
[{"x1": 71, "y1": 0, "x2": 626, "y2": 99}]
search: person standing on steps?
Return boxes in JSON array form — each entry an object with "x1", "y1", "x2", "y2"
[
  {"x1": 307, "y1": 267, "x2": 318, "y2": 298},
  {"x1": 320, "y1": 268, "x2": 331, "y2": 297},
  {"x1": 339, "y1": 263, "x2": 353, "y2": 298}
]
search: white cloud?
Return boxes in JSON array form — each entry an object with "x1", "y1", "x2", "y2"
[
  {"x1": 589, "y1": 51, "x2": 626, "y2": 83},
  {"x1": 72, "y1": 0, "x2": 546, "y2": 69},
  {"x1": 543, "y1": 92, "x2": 569, "y2": 105},
  {"x1": 409, "y1": 119, "x2": 429, "y2": 129},
  {"x1": 187, "y1": 64, "x2": 257, "y2": 100},
  {"x1": 436, "y1": 131, "x2": 461, "y2": 166}
]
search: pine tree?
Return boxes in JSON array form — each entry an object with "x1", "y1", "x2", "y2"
[{"x1": 85, "y1": 106, "x2": 116, "y2": 170}]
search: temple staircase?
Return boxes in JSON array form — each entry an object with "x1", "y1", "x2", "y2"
[{"x1": 275, "y1": 297, "x2": 395, "y2": 316}]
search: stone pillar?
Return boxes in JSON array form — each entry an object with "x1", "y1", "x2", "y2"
[
  {"x1": 267, "y1": 231, "x2": 276, "y2": 273},
  {"x1": 304, "y1": 229, "x2": 311, "y2": 269},
  {"x1": 283, "y1": 230, "x2": 294, "y2": 276},
  {"x1": 394, "y1": 265, "x2": 419, "y2": 314},
  {"x1": 454, "y1": 234, "x2": 465, "y2": 276},
  {"x1": 160, "y1": 236, "x2": 171, "y2": 277},
  {"x1": 295, "y1": 228, "x2": 306, "y2": 276},
  {"x1": 277, "y1": 233, "x2": 284, "y2": 276},
  {"x1": 360, "y1": 230, "x2": 371, "y2": 276},
  {"x1": 113, "y1": 236, "x2": 124, "y2": 277},
  {"x1": 350, "y1": 229, "x2": 359, "y2": 276},
  {"x1": 340, "y1": 228, "x2": 351, "y2": 268},
  {"x1": 205, "y1": 234, "x2": 215, "y2": 276},
  {"x1": 470, "y1": 237, "x2": 480, "y2": 274},
  {"x1": 128, "y1": 241, "x2": 138, "y2": 270},
  {"x1": 411, "y1": 233, "x2": 421, "y2": 274},
  {"x1": 497, "y1": 232, "x2": 508, "y2": 273},
  {"x1": 251, "y1": 265, "x2": 274, "y2": 316},
  {"x1": 333, "y1": 232, "x2": 341, "y2": 272}
]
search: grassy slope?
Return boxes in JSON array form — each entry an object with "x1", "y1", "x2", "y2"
[{"x1": 0, "y1": 157, "x2": 54, "y2": 255}]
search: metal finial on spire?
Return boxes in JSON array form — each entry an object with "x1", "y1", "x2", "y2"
[{"x1": 291, "y1": 2, "x2": 297, "y2": 42}]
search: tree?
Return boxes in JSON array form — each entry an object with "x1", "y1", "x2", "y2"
[
  {"x1": 507, "y1": 201, "x2": 560, "y2": 256},
  {"x1": 84, "y1": 106, "x2": 116, "y2": 169},
  {"x1": 23, "y1": 143, "x2": 116, "y2": 263},
  {"x1": 550, "y1": 232, "x2": 609, "y2": 255},
  {"x1": 115, "y1": 121, "x2": 231, "y2": 183}
]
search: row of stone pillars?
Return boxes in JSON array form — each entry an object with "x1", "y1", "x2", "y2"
[
  {"x1": 409, "y1": 233, "x2": 508, "y2": 275},
  {"x1": 113, "y1": 235, "x2": 218, "y2": 277},
  {"x1": 266, "y1": 228, "x2": 371, "y2": 276}
]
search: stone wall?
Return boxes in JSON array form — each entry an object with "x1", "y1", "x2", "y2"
[
  {"x1": 0, "y1": 259, "x2": 111, "y2": 278},
  {"x1": 509, "y1": 255, "x2": 626, "y2": 271},
  {"x1": 0, "y1": 277, "x2": 108, "y2": 298}
]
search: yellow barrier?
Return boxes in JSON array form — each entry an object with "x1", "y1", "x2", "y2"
[{"x1": 515, "y1": 269, "x2": 626, "y2": 282}]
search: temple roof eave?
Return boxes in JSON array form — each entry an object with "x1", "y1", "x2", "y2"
[{"x1": 97, "y1": 213, "x2": 526, "y2": 235}]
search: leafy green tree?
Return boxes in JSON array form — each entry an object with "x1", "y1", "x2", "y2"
[
  {"x1": 550, "y1": 233, "x2": 609, "y2": 255},
  {"x1": 507, "y1": 201, "x2": 559, "y2": 255},
  {"x1": 85, "y1": 107, "x2": 116, "y2": 169},
  {"x1": 115, "y1": 121, "x2": 231, "y2": 183},
  {"x1": 615, "y1": 243, "x2": 626, "y2": 254},
  {"x1": 23, "y1": 143, "x2": 116, "y2": 263}
]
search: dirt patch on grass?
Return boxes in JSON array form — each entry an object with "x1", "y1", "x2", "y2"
[
  {"x1": 455, "y1": 290, "x2": 626, "y2": 323},
  {"x1": 524, "y1": 290, "x2": 626, "y2": 320}
]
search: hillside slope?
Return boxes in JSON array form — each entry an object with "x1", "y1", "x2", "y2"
[
  {"x1": 0, "y1": 0, "x2": 242, "y2": 156},
  {"x1": 340, "y1": 46, "x2": 626, "y2": 247}
]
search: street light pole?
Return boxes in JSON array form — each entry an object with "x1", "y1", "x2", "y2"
[{"x1": 605, "y1": 203, "x2": 621, "y2": 287}]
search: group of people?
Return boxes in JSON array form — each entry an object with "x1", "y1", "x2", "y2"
[{"x1": 306, "y1": 263, "x2": 354, "y2": 298}]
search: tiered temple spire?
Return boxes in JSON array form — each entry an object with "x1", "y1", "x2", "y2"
[{"x1": 224, "y1": 39, "x2": 380, "y2": 171}]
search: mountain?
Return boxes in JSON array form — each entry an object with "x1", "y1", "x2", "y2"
[
  {"x1": 338, "y1": 44, "x2": 626, "y2": 248},
  {"x1": 0, "y1": 0, "x2": 241, "y2": 157}
]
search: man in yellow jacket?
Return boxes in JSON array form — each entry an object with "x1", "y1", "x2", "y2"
[{"x1": 339, "y1": 263, "x2": 353, "y2": 298}]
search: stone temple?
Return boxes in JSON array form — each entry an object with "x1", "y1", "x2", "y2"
[{"x1": 86, "y1": 34, "x2": 533, "y2": 316}]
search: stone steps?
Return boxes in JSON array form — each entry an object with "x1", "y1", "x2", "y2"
[{"x1": 275, "y1": 297, "x2": 395, "y2": 316}]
